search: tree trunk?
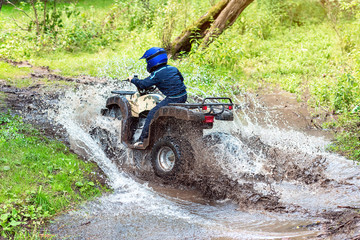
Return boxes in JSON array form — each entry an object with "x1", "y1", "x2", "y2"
[
  {"x1": 200, "y1": 0, "x2": 254, "y2": 48},
  {"x1": 30, "y1": 0, "x2": 40, "y2": 36},
  {"x1": 43, "y1": 0, "x2": 48, "y2": 32},
  {"x1": 0, "y1": 0, "x2": 3, "y2": 12},
  {"x1": 168, "y1": 0, "x2": 229, "y2": 57},
  {"x1": 168, "y1": 0, "x2": 254, "y2": 58}
]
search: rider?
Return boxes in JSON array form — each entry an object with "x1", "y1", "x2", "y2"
[{"x1": 128, "y1": 47, "x2": 187, "y2": 147}]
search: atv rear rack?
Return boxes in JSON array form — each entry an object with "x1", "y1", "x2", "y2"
[{"x1": 168, "y1": 97, "x2": 233, "y2": 116}]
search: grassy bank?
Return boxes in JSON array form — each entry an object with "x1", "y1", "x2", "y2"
[
  {"x1": 0, "y1": 0, "x2": 359, "y2": 160},
  {"x1": 0, "y1": 112, "x2": 109, "y2": 238}
]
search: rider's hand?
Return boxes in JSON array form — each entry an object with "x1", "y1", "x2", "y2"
[{"x1": 127, "y1": 76, "x2": 134, "y2": 81}]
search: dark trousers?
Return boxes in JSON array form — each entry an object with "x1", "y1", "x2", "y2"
[{"x1": 139, "y1": 94, "x2": 187, "y2": 141}]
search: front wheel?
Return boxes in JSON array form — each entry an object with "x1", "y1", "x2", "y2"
[
  {"x1": 151, "y1": 136, "x2": 193, "y2": 180},
  {"x1": 107, "y1": 105, "x2": 123, "y2": 120},
  {"x1": 90, "y1": 105, "x2": 123, "y2": 159}
]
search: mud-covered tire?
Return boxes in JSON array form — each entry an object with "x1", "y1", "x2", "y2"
[
  {"x1": 90, "y1": 105, "x2": 123, "y2": 159},
  {"x1": 151, "y1": 136, "x2": 193, "y2": 180},
  {"x1": 107, "y1": 105, "x2": 123, "y2": 120},
  {"x1": 89, "y1": 127, "x2": 121, "y2": 159}
]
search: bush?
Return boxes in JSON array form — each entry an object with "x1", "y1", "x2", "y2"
[
  {"x1": 310, "y1": 73, "x2": 360, "y2": 113},
  {"x1": 327, "y1": 112, "x2": 360, "y2": 161}
]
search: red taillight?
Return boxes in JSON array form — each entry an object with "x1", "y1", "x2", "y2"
[
  {"x1": 203, "y1": 115, "x2": 214, "y2": 123},
  {"x1": 202, "y1": 106, "x2": 208, "y2": 110},
  {"x1": 229, "y1": 105, "x2": 233, "y2": 110}
]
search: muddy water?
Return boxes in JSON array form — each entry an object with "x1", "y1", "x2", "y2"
[{"x1": 44, "y1": 78, "x2": 360, "y2": 239}]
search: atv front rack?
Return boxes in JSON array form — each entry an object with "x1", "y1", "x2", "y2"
[{"x1": 168, "y1": 97, "x2": 233, "y2": 117}]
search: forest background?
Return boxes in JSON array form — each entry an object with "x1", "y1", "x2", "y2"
[{"x1": 0, "y1": 0, "x2": 360, "y2": 238}]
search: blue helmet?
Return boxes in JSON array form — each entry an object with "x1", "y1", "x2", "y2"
[{"x1": 140, "y1": 47, "x2": 168, "y2": 72}]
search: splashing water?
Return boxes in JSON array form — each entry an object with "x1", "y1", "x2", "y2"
[{"x1": 46, "y1": 59, "x2": 360, "y2": 239}]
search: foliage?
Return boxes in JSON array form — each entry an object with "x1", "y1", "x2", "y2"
[
  {"x1": 0, "y1": 0, "x2": 213, "y2": 59},
  {"x1": 0, "y1": 62, "x2": 31, "y2": 85},
  {"x1": 0, "y1": 112, "x2": 108, "y2": 238},
  {"x1": 0, "y1": 61, "x2": 77, "y2": 88},
  {"x1": 310, "y1": 73, "x2": 360, "y2": 113},
  {"x1": 255, "y1": 0, "x2": 325, "y2": 33},
  {"x1": 326, "y1": 113, "x2": 360, "y2": 160}
]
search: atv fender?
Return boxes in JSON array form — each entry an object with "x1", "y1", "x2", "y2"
[
  {"x1": 153, "y1": 106, "x2": 205, "y2": 122},
  {"x1": 145, "y1": 106, "x2": 209, "y2": 149},
  {"x1": 105, "y1": 96, "x2": 133, "y2": 146}
]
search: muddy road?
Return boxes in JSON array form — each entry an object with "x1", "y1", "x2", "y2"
[{"x1": 1, "y1": 72, "x2": 360, "y2": 239}]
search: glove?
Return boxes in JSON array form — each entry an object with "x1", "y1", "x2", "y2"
[{"x1": 127, "y1": 75, "x2": 138, "y2": 82}]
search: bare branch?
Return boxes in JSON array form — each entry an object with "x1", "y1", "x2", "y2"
[
  {"x1": 29, "y1": 0, "x2": 40, "y2": 35},
  {"x1": 6, "y1": 0, "x2": 34, "y2": 21},
  {"x1": 43, "y1": 0, "x2": 48, "y2": 32},
  {"x1": 9, "y1": 16, "x2": 28, "y2": 31}
]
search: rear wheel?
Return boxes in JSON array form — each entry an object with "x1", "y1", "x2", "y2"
[{"x1": 151, "y1": 136, "x2": 193, "y2": 180}]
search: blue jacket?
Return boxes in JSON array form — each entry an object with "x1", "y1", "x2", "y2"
[{"x1": 131, "y1": 65, "x2": 186, "y2": 97}]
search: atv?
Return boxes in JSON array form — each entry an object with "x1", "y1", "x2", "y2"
[{"x1": 98, "y1": 79, "x2": 234, "y2": 179}]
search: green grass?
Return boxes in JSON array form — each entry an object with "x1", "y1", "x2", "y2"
[
  {"x1": 0, "y1": 61, "x2": 79, "y2": 88},
  {"x1": 0, "y1": 61, "x2": 43, "y2": 88},
  {"x1": 0, "y1": 112, "x2": 109, "y2": 238},
  {"x1": 29, "y1": 43, "x2": 142, "y2": 77},
  {"x1": 325, "y1": 113, "x2": 360, "y2": 159},
  {"x1": 0, "y1": 62, "x2": 32, "y2": 84}
]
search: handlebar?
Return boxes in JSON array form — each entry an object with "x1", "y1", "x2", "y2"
[{"x1": 117, "y1": 75, "x2": 157, "y2": 96}]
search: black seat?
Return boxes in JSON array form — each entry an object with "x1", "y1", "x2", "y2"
[{"x1": 111, "y1": 90, "x2": 137, "y2": 96}]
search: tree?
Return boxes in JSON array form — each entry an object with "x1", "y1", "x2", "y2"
[
  {"x1": 168, "y1": 0, "x2": 254, "y2": 58},
  {"x1": 6, "y1": 0, "x2": 62, "y2": 37},
  {"x1": 0, "y1": 0, "x2": 3, "y2": 12},
  {"x1": 320, "y1": 0, "x2": 360, "y2": 52}
]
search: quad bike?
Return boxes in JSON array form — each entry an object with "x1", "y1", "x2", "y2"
[{"x1": 98, "y1": 79, "x2": 234, "y2": 179}]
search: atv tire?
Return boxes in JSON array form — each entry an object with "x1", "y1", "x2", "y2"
[
  {"x1": 151, "y1": 136, "x2": 193, "y2": 180},
  {"x1": 90, "y1": 105, "x2": 123, "y2": 159},
  {"x1": 89, "y1": 127, "x2": 121, "y2": 160},
  {"x1": 107, "y1": 105, "x2": 123, "y2": 120}
]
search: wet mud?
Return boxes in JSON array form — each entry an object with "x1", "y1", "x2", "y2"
[
  {"x1": 0, "y1": 84, "x2": 66, "y2": 141},
  {"x1": 3, "y1": 59, "x2": 107, "y2": 85},
  {"x1": 1, "y1": 70, "x2": 360, "y2": 239},
  {"x1": 318, "y1": 210, "x2": 360, "y2": 239}
]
